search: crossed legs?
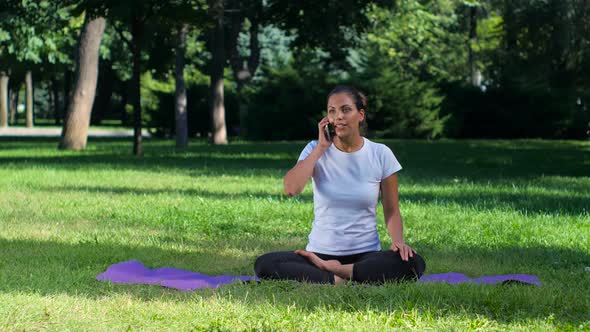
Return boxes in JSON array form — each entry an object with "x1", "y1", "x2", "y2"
[{"x1": 254, "y1": 250, "x2": 426, "y2": 284}]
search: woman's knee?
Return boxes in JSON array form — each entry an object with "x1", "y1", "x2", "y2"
[
  {"x1": 254, "y1": 251, "x2": 299, "y2": 278},
  {"x1": 254, "y1": 252, "x2": 275, "y2": 277},
  {"x1": 383, "y1": 250, "x2": 426, "y2": 278},
  {"x1": 353, "y1": 250, "x2": 426, "y2": 283}
]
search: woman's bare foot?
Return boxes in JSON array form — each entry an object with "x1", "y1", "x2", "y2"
[
  {"x1": 334, "y1": 275, "x2": 347, "y2": 285},
  {"x1": 295, "y1": 250, "x2": 353, "y2": 283}
]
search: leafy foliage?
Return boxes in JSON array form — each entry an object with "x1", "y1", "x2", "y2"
[{"x1": 1, "y1": 0, "x2": 589, "y2": 139}]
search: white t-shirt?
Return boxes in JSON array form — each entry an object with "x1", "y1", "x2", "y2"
[{"x1": 297, "y1": 137, "x2": 402, "y2": 255}]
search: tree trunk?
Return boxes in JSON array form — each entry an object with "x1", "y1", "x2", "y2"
[
  {"x1": 59, "y1": 15, "x2": 106, "y2": 150},
  {"x1": 209, "y1": 0, "x2": 228, "y2": 145},
  {"x1": 175, "y1": 23, "x2": 189, "y2": 148},
  {"x1": 51, "y1": 77, "x2": 60, "y2": 125},
  {"x1": 131, "y1": 14, "x2": 144, "y2": 156},
  {"x1": 468, "y1": 6, "x2": 481, "y2": 87},
  {"x1": 9, "y1": 86, "x2": 18, "y2": 125},
  {"x1": 25, "y1": 70, "x2": 33, "y2": 128},
  {"x1": 0, "y1": 72, "x2": 8, "y2": 128}
]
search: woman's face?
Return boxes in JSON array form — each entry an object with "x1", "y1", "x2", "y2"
[{"x1": 327, "y1": 92, "x2": 365, "y2": 139}]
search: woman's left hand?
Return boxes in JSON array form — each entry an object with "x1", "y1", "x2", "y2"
[{"x1": 391, "y1": 241, "x2": 416, "y2": 261}]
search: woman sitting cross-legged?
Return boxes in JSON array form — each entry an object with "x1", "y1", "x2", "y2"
[{"x1": 254, "y1": 85, "x2": 426, "y2": 285}]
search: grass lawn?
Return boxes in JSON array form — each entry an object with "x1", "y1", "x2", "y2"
[{"x1": 0, "y1": 137, "x2": 588, "y2": 331}]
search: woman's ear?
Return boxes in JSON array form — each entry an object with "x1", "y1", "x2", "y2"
[{"x1": 359, "y1": 109, "x2": 366, "y2": 123}]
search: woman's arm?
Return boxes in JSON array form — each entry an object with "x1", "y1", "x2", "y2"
[
  {"x1": 381, "y1": 173, "x2": 416, "y2": 261},
  {"x1": 284, "y1": 117, "x2": 332, "y2": 196},
  {"x1": 284, "y1": 147, "x2": 326, "y2": 196}
]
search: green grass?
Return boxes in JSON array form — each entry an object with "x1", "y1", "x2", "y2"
[{"x1": 0, "y1": 137, "x2": 589, "y2": 331}]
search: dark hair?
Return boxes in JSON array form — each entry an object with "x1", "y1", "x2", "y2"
[
  {"x1": 327, "y1": 85, "x2": 367, "y2": 113},
  {"x1": 327, "y1": 85, "x2": 368, "y2": 134}
]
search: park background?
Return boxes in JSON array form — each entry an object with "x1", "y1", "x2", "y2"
[{"x1": 1, "y1": 0, "x2": 589, "y2": 331}]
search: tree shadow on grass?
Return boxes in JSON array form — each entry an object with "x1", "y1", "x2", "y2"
[
  {"x1": 34, "y1": 182, "x2": 587, "y2": 216},
  {"x1": 37, "y1": 184, "x2": 314, "y2": 202},
  {"x1": 1, "y1": 137, "x2": 588, "y2": 180},
  {"x1": 0, "y1": 237, "x2": 588, "y2": 327},
  {"x1": 386, "y1": 139, "x2": 590, "y2": 179},
  {"x1": 0, "y1": 154, "x2": 293, "y2": 176},
  {"x1": 400, "y1": 190, "x2": 589, "y2": 216}
]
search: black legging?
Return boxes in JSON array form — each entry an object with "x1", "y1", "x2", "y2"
[{"x1": 254, "y1": 250, "x2": 426, "y2": 284}]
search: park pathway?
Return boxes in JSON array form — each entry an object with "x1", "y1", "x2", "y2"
[{"x1": 0, "y1": 127, "x2": 150, "y2": 138}]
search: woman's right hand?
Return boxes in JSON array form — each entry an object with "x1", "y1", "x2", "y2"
[
  {"x1": 284, "y1": 117, "x2": 331, "y2": 196},
  {"x1": 317, "y1": 116, "x2": 332, "y2": 149}
]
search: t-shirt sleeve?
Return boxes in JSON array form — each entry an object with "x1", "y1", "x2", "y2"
[
  {"x1": 298, "y1": 140, "x2": 318, "y2": 161},
  {"x1": 381, "y1": 145, "x2": 402, "y2": 180}
]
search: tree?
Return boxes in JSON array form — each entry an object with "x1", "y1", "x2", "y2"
[
  {"x1": 129, "y1": 8, "x2": 146, "y2": 154},
  {"x1": 141, "y1": 1, "x2": 206, "y2": 148},
  {"x1": 466, "y1": 2, "x2": 483, "y2": 86},
  {"x1": 1, "y1": 1, "x2": 77, "y2": 128},
  {"x1": 8, "y1": 81, "x2": 19, "y2": 125},
  {"x1": 67, "y1": 0, "x2": 208, "y2": 154},
  {"x1": 52, "y1": 0, "x2": 154, "y2": 153},
  {"x1": 0, "y1": 7, "x2": 39, "y2": 129},
  {"x1": 175, "y1": 23, "x2": 189, "y2": 148},
  {"x1": 0, "y1": 71, "x2": 7, "y2": 128},
  {"x1": 351, "y1": 1, "x2": 466, "y2": 138},
  {"x1": 25, "y1": 70, "x2": 33, "y2": 127},
  {"x1": 59, "y1": 14, "x2": 106, "y2": 150},
  {"x1": 96, "y1": 0, "x2": 151, "y2": 155},
  {"x1": 208, "y1": 0, "x2": 227, "y2": 144}
]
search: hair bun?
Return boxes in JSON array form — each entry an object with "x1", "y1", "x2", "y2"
[{"x1": 358, "y1": 91, "x2": 367, "y2": 109}]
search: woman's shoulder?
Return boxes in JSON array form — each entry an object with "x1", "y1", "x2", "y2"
[
  {"x1": 364, "y1": 138, "x2": 402, "y2": 175},
  {"x1": 297, "y1": 140, "x2": 319, "y2": 161},
  {"x1": 363, "y1": 138, "x2": 394, "y2": 155},
  {"x1": 304, "y1": 140, "x2": 318, "y2": 149}
]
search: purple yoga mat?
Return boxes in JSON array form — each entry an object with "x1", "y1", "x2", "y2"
[
  {"x1": 96, "y1": 261, "x2": 540, "y2": 290},
  {"x1": 96, "y1": 260, "x2": 258, "y2": 291},
  {"x1": 418, "y1": 272, "x2": 541, "y2": 286}
]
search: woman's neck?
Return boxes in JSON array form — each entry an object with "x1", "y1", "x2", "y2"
[{"x1": 334, "y1": 134, "x2": 364, "y2": 153}]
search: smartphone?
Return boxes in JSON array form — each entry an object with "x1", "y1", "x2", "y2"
[{"x1": 324, "y1": 123, "x2": 335, "y2": 141}]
